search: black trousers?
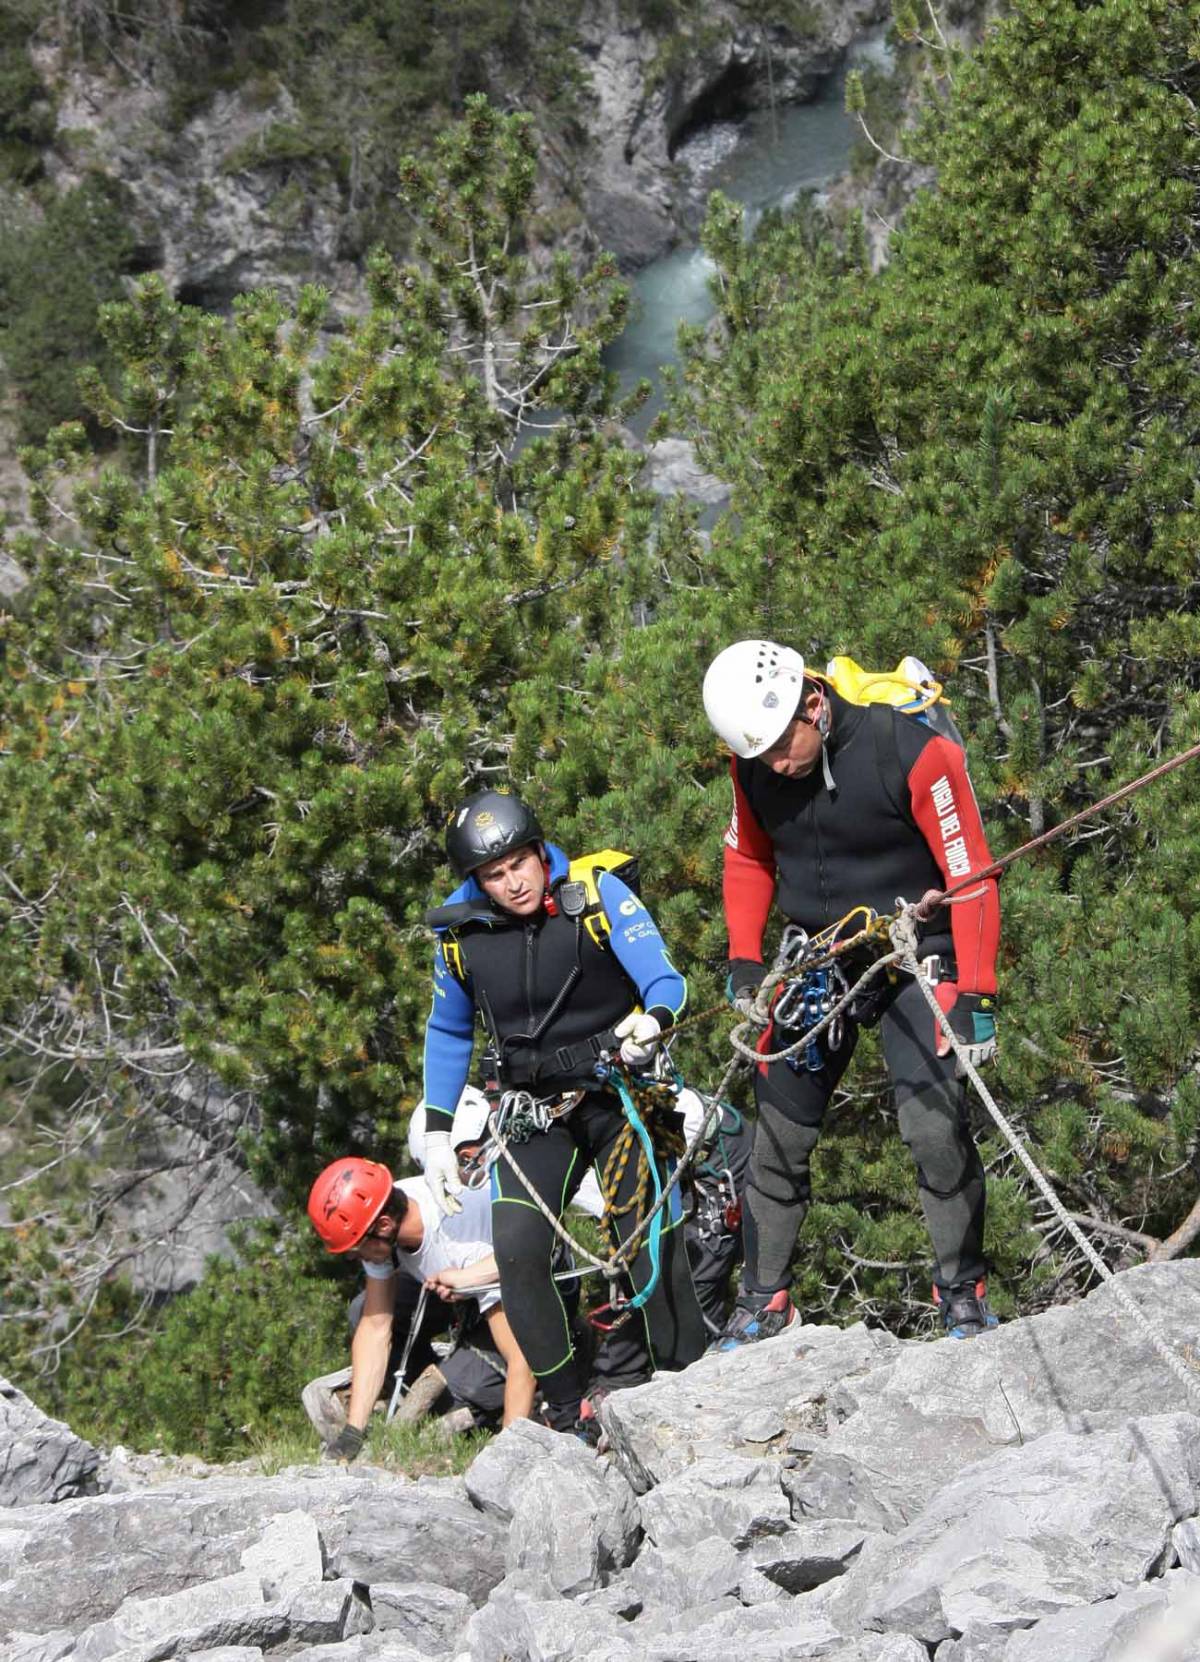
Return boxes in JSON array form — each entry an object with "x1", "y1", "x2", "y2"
[
  {"x1": 490, "y1": 1088, "x2": 708, "y2": 1404},
  {"x1": 348, "y1": 1280, "x2": 507, "y2": 1418},
  {"x1": 743, "y1": 974, "x2": 987, "y2": 1296}
]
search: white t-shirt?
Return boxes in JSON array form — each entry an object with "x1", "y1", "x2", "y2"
[{"x1": 362, "y1": 1177, "x2": 501, "y2": 1313}]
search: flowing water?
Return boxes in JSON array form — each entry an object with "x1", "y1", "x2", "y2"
[{"x1": 605, "y1": 36, "x2": 890, "y2": 431}]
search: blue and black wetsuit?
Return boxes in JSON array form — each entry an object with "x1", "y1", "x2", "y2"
[{"x1": 424, "y1": 844, "x2": 707, "y2": 1408}]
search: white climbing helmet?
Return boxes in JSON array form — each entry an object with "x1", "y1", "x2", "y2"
[
  {"x1": 451, "y1": 1085, "x2": 493, "y2": 1150},
  {"x1": 702, "y1": 639, "x2": 808, "y2": 759}
]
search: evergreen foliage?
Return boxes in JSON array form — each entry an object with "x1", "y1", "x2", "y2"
[
  {"x1": 657, "y1": 0, "x2": 1200, "y2": 1318},
  {"x1": 6, "y1": 0, "x2": 1200, "y2": 1440},
  {"x1": 50, "y1": 1229, "x2": 347, "y2": 1459},
  {"x1": 0, "y1": 175, "x2": 135, "y2": 442},
  {"x1": 0, "y1": 99, "x2": 663, "y2": 1385}
]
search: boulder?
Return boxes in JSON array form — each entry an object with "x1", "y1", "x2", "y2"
[
  {"x1": 286, "y1": 1579, "x2": 374, "y2": 1648},
  {"x1": 0, "y1": 1470, "x2": 380, "y2": 1639},
  {"x1": 998, "y1": 1566, "x2": 1200, "y2": 1661},
  {"x1": 333, "y1": 1484, "x2": 507, "y2": 1606},
  {"x1": 828, "y1": 1412, "x2": 1200, "y2": 1648},
  {"x1": 637, "y1": 1596, "x2": 846, "y2": 1661},
  {"x1": 601, "y1": 1321, "x2": 901, "y2": 1493},
  {"x1": 822, "y1": 1260, "x2": 1200, "y2": 1520},
  {"x1": 0, "y1": 1377, "x2": 100, "y2": 1508},
  {"x1": 240, "y1": 1509, "x2": 325, "y2": 1601},
  {"x1": 624, "y1": 1535, "x2": 743, "y2": 1612},
  {"x1": 70, "y1": 1569, "x2": 279, "y2": 1662},
  {"x1": 368, "y1": 1582, "x2": 474, "y2": 1654},
  {"x1": 464, "y1": 1582, "x2": 636, "y2": 1662},
  {"x1": 783, "y1": 1450, "x2": 907, "y2": 1534},
  {"x1": 741, "y1": 1519, "x2": 870, "y2": 1593},
  {"x1": 637, "y1": 1455, "x2": 792, "y2": 1552},
  {"x1": 506, "y1": 1458, "x2": 641, "y2": 1595}
]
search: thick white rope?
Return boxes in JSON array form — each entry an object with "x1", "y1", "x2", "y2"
[{"x1": 890, "y1": 906, "x2": 1200, "y2": 1408}]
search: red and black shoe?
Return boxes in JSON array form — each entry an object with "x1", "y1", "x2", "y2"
[
  {"x1": 933, "y1": 1278, "x2": 1000, "y2": 1340},
  {"x1": 711, "y1": 1287, "x2": 796, "y2": 1352}
]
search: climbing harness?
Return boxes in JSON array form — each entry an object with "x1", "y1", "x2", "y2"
[{"x1": 492, "y1": 1087, "x2": 584, "y2": 1143}]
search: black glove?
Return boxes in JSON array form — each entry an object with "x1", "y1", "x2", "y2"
[
  {"x1": 726, "y1": 959, "x2": 768, "y2": 1025},
  {"x1": 324, "y1": 1423, "x2": 366, "y2": 1464},
  {"x1": 935, "y1": 988, "x2": 998, "y2": 1074}
]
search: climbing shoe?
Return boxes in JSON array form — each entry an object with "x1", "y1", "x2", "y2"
[
  {"x1": 711, "y1": 1288, "x2": 796, "y2": 1352},
  {"x1": 539, "y1": 1397, "x2": 602, "y2": 1447},
  {"x1": 933, "y1": 1278, "x2": 1000, "y2": 1340}
]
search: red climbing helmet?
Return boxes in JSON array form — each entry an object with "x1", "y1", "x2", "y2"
[{"x1": 307, "y1": 1158, "x2": 394, "y2": 1252}]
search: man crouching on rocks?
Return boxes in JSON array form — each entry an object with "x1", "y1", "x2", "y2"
[{"x1": 305, "y1": 1154, "x2": 536, "y2": 1462}]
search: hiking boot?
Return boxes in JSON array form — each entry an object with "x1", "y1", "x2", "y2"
[
  {"x1": 712, "y1": 1288, "x2": 796, "y2": 1352},
  {"x1": 933, "y1": 1278, "x2": 1000, "y2": 1339},
  {"x1": 539, "y1": 1397, "x2": 602, "y2": 1448}
]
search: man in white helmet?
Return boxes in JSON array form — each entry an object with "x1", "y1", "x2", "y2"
[{"x1": 702, "y1": 640, "x2": 1001, "y2": 1344}]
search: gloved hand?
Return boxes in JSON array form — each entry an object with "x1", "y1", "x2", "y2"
[
  {"x1": 934, "y1": 987, "x2": 998, "y2": 1075},
  {"x1": 424, "y1": 1129, "x2": 464, "y2": 1216},
  {"x1": 615, "y1": 1011, "x2": 662, "y2": 1068},
  {"x1": 726, "y1": 959, "x2": 769, "y2": 1027},
  {"x1": 323, "y1": 1423, "x2": 365, "y2": 1464}
]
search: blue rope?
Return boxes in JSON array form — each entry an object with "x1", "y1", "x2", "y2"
[{"x1": 611, "y1": 1072, "x2": 666, "y2": 1312}]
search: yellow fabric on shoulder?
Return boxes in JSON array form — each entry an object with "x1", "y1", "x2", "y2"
[
  {"x1": 822, "y1": 654, "x2": 944, "y2": 716},
  {"x1": 568, "y1": 849, "x2": 637, "y2": 945}
]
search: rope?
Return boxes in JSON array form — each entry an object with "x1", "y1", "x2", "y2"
[{"x1": 889, "y1": 904, "x2": 1200, "y2": 1407}]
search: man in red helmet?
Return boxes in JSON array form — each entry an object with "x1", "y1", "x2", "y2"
[{"x1": 306, "y1": 1154, "x2": 535, "y2": 1461}]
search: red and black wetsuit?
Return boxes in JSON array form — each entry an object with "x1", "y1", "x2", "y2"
[{"x1": 724, "y1": 688, "x2": 1000, "y2": 1297}]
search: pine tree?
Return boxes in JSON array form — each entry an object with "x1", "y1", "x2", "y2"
[
  {"x1": 602, "y1": 0, "x2": 1200, "y2": 1323},
  {"x1": 0, "y1": 97, "x2": 653, "y2": 1374}
]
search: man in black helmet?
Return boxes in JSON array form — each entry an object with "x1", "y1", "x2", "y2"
[{"x1": 421, "y1": 788, "x2": 707, "y2": 1437}]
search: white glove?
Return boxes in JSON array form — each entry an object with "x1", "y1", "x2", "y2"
[
  {"x1": 614, "y1": 1012, "x2": 662, "y2": 1068},
  {"x1": 424, "y1": 1129, "x2": 464, "y2": 1216}
]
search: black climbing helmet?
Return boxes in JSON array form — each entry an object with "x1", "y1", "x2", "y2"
[{"x1": 446, "y1": 789, "x2": 544, "y2": 879}]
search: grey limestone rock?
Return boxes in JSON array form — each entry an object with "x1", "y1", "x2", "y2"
[
  {"x1": 188, "y1": 1652, "x2": 266, "y2": 1662},
  {"x1": 463, "y1": 1418, "x2": 594, "y2": 1523},
  {"x1": 625, "y1": 1535, "x2": 743, "y2": 1612},
  {"x1": 0, "y1": 1376, "x2": 100, "y2": 1508},
  {"x1": 640, "y1": 439, "x2": 731, "y2": 509},
  {"x1": 368, "y1": 1583, "x2": 474, "y2": 1654},
  {"x1": 822, "y1": 1260, "x2": 1200, "y2": 1522},
  {"x1": 639, "y1": 1595, "x2": 846, "y2": 1661},
  {"x1": 601, "y1": 1320, "x2": 901, "y2": 1494},
  {"x1": 829, "y1": 1412, "x2": 1200, "y2": 1648},
  {"x1": 287, "y1": 1579, "x2": 374, "y2": 1648},
  {"x1": 464, "y1": 1582, "x2": 636, "y2": 1662},
  {"x1": 0, "y1": 1470, "x2": 378, "y2": 1639},
  {"x1": 783, "y1": 1450, "x2": 907, "y2": 1534},
  {"x1": 1172, "y1": 1516, "x2": 1200, "y2": 1574},
  {"x1": 333, "y1": 1486, "x2": 506, "y2": 1606},
  {"x1": 741, "y1": 1519, "x2": 870, "y2": 1593},
  {"x1": 2, "y1": 1630, "x2": 78, "y2": 1662},
  {"x1": 70, "y1": 1569, "x2": 277, "y2": 1662},
  {"x1": 505, "y1": 1456, "x2": 641, "y2": 1595},
  {"x1": 637, "y1": 1455, "x2": 792, "y2": 1552},
  {"x1": 239, "y1": 1509, "x2": 325, "y2": 1601},
  {"x1": 998, "y1": 1566, "x2": 1200, "y2": 1662}
]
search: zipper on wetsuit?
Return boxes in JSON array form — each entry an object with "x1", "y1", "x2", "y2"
[{"x1": 524, "y1": 920, "x2": 538, "y2": 1032}]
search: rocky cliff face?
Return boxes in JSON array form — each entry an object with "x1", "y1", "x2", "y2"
[
  {"x1": 6, "y1": 1260, "x2": 1200, "y2": 1662},
  {"x1": 26, "y1": 0, "x2": 889, "y2": 321}
]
